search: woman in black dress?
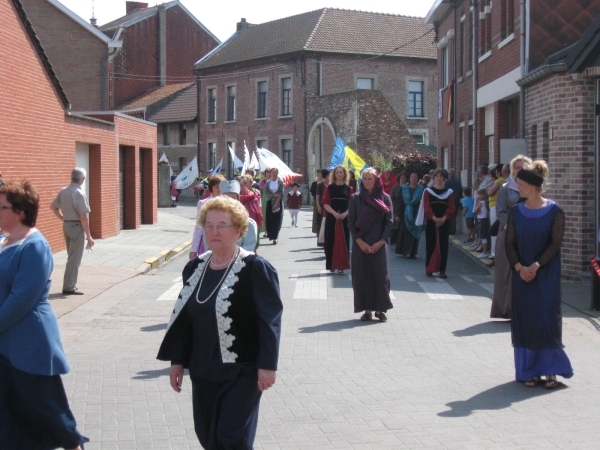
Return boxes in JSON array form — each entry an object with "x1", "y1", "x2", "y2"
[
  {"x1": 416, "y1": 168, "x2": 456, "y2": 278},
  {"x1": 322, "y1": 165, "x2": 352, "y2": 274},
  {"x1": 158, "y1": 196, "x2": 283, "y2": 449},
  {"x1": 391, "y1": 173, "x2": 406, "y2": 249}
]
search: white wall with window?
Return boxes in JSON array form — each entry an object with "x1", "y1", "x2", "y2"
[
  {"x1": 279, "y1": 135, "x2": 293, "y2": 169},
  {"x1": 279, "y1": 75, "x2": 292, "y2": 117}
]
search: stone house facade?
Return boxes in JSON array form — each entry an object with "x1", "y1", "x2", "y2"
[
  {"x1": 2, "y1": 0, "x2": 157, "y2": 252},
  {"x1": 426, "y1": 0, "x2": 600, "y2": 280},
  {"x1": 194, "y1": 9, "x2": 437, "y2": 181}
]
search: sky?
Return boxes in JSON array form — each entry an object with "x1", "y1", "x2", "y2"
[{"x1": 57, "y1": 0, "x2": 435, "y2": 43}]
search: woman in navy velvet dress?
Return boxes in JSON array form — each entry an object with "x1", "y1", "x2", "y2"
[
  {"x1": 506, "y1": 160, "x2": 573, "y2": 389},
  {"x1": 0, "y1": 181, "x2": 86, "y2": 450}
]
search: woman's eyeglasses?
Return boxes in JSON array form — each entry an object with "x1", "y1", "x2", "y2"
[{"x1": 204, "y1": 224, "x2": 234, "y2": 233}]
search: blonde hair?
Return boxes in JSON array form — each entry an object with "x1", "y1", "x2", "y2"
[
  {"x1": 510, "y1": 155, "x2": 533, "y2": 177},
  {"x1": 361, "y1": 167, "x2": 378, "y2": 179},
  {"x1": 521, "y1": 159, "x2": 549, "y2": 192},
  {"x1": 198, "y1": 196, "x2": 249, "y2": 236},
  {"x1": 329, "y1": 165, "x2": 349, "y2": 184}
]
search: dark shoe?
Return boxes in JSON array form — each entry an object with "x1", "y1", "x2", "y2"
[
  {"x1": 273, "y1": 239, "x2": 278, "y2": 245},
  {"x1": 524, "y1": 376, "x2": 540, "y2": 388},
  {"x1": 374, "y1": 312, "x2": 387, "y2": 322},
  {"x1": 439, "y1": 272, "x2": 447, "y2": 279},
  {"x1": 338, "y1": 270, "x2": 344, "y2": 275},
  {"x1": 426, "y1": 272, "x2": 433, "y2": 277},
  {"x1": 360, "y1": 312, "x2": 372, "y2": 321},
  {"x1": 63, "y1": 288, "x2": 84, "y2": 295},
  {"x1": 545, "y1": 375, "x2": 558, "y2": 389}
]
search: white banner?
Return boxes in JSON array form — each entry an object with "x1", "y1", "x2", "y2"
[
  {"x1": 174, "y1": 156, "x2": 198, "y2": 189},
  {"x1": 256, "y1": 148, "x2": 302, "y2": 187},
  {"x1": 159, "y1": 152, "x2": 173, "y2": 177}
]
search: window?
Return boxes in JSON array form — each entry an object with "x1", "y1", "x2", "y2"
[
  {"x1": 459, "y1": 20, "x2": 465, "y2": 77},
  {"x1": 226, "y1": 141, "x2": 235, "y2": 179},
  {"x1": 280, "y1": 77, "x2": 292, "y2": 116},
  {"x1": 466, "y1": 13, "x2": 472, "y2": 72},
  {"x1": 226, "y1": 86, "x2": 236, "y2": 121},
  {"x1": 207, "y1": 88, "x2": 216, "y2": 123},
  {"x1": 480, "y1": 0, "x2": 492, "y2": 55},
  {"x1": 208, "y1": 142, "x2": 216, "y2": 170},
  {"x1": 281, "y1": 138, "x2": 292, "y2": 168},
  {"x1": 441, "y1": 47, "x2": 448, "y2": 88},
  {"x1": 356, "y1": 78, "x2": 374, "y2": 89},
  {"x1": 256, "y1": 139, "x2": 267, "y2": 149},
  {"x1": 412, "y1": 134, "x2": 425, "y2": 144},
  {"x1": 179, "y1": 123, "x2": 186, "y2": 145},
  {"x1": 501, "y1": 0, "x2": 514, "y2": 40},
  {"x1": 162, "y1": 124, "x2": 170, "y2": 145},
  {"x1": 408, "y1": 81, "x2": 424, "y2": 118},
  {"x1": 257, "y1": 81, "x2": 267, "y2": 119}
]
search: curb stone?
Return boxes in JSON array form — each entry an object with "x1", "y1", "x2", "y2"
[{"x1": 136, "y1": 240, "x2": 192, "y2": 274}]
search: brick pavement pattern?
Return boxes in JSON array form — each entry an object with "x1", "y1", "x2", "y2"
[{"x1": 56, "y1": 205, "x2": 600, "y2": 449}]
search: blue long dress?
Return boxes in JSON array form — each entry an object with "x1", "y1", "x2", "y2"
[{"x1": 506, "y1": 201, "x2": 574, "y2": 381}]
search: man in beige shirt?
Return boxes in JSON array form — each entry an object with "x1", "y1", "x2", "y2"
[{"x1": 51, "y1": 168, "x2": 94, "y2": 295}]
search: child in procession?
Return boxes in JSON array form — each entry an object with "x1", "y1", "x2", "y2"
[{"x1": 287, "y1": 182, "x2": 303, "y2": 227}]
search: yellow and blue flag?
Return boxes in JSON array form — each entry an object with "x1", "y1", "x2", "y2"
[{"x1": 328, "y1": 137, "x2": 368, "y2": 174}]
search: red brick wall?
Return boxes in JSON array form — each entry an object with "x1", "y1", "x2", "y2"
[
  {"x1": 1, "y1": 0, "x2": 157, "y2": 252},
  {"x1": 20, "y1": 0, "x2": 106, "y2": 110},
  {"x1": 112, "y1": 5, "x2": 219, "y2": 108},
  {"x1": 525, "y1": 73, "x2": 596, "y2": 281}
]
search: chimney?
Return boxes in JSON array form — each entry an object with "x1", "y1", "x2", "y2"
[
  {"x1": 90, "y1": 17, "x2": 98, "y2": 27},
  {"x1": 126, "y1": 2, "x2": 148, "y2": 15},
  {"x1": 237, "y1": 18, "x2": 250, "y2": 32}
]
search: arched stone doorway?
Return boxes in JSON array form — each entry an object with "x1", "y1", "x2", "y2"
[{"x1": 307, "y1": 116, "x2": 336, "y2": 179}]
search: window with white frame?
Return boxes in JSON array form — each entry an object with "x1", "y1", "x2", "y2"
[
  {"x1": 257, "y1": 81, "x2": 267, "y2": 119},
  {"x1": 226, "y1": 85, "x2": 236, "y2": 121},
  {"x1": 408, "y1": 81, "x2": 424, "y2": 117},
  {"x1": 411, "y1": 134, "x2": 425, "y2": 144},
  {"x1": 207, "y1": 88, "x2": 216, "y2": 123},
  {"x1": 208, "y1": 142, "x2": 216, "y2": 170},
  {"x1": 281, "y1": 138, "x2": 292, "y2": 168},
  {"x1": 356, "y1": 78, "x2": 374, "y2": 89},
  {"x1": 256, "y1": 139, "x2": 267, "y2": 150},
  {"x1": 441, "y1": 47, "x2": 448, "y2": 88},
  {"x1": 280, "y1": 77, "x2": 292, "y2": 116}
]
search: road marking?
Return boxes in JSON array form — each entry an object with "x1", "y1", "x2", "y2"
[
  {"x1": 293, "y1": 270, "x2": 328, "y2": 299},
  {"x1": 435, "y1": 277, "x2": 446, "y2": 282},
  {"x1": 461, "y1": 276, "x2": 474, "y2": 283},
  {"x1": 290, "y1": 274, "x2": 298, "y2": 280},
  {"x1": 405, "y1": 276, "x2": 415, "y2": 282},
  {"x1": 479, "y1": 283, "x2": 494, "y2": 295},
  {"x1": 157, "y1": 282, "x2": 182, "y2": 301},
  {"x1": 418, "y1": 282, "x2": 464, "y2": 300},
  {"x1": 171, "y1": 276, "x2": 182, "y2": 283}
]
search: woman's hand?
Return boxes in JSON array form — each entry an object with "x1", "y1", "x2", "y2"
[
  {"x1": 357, "y1": 239, "x2": 371, "y2": 254},
  {"x1": 170, "y1": 364, "x2": 184, "y2": 393},
  {"x1": 258, "y1": 369, "x2": 277, "y2": 392},
  {"x1": 519, "y1": 266, "x2": 536, "y2": 282},
  {"x1": 340, "y1": 211, "x2": 348, "y2": 220},
  {"x1": 434, "y1": 217, "x2": 446, "y2": 228},
  {"x1": 371, "y1": 240, "x2": 385, "y2": 253},
  {"x1": 395, "y1": 216, "x2": 400, "y2": 223}
]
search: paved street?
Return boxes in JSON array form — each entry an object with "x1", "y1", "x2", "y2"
[{"x1": 54, "y1": 203, "x2": 600, "y2": 449}]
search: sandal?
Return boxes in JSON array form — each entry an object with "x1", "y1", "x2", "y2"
[
  {"x1": 524, "y1": 376, "x2": 540, "y2": 387},
  {"x1": 374, "y1": 312, "x2": 387, "y2": 322},
  {"x1": 338, "y1": 270, "x2": 344, "y2": 275},
  {"x1": 360, "y1": 312, "x2": 372, "y2": 321},
  {"x1": 545, "y1": 375, "x2": 558, "y2": 389}
]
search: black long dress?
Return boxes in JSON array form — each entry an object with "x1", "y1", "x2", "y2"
[
  {"x1": 423, "y1": 187, "x2": 455, "y2": 273},
  {"x1": 323, "y1": 183, "x2": 351, "y2": 271}
]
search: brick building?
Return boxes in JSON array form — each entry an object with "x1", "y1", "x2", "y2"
[
  {"x1": 426, "y1": 0, "x2": 600, "y2": 280},
  {"x1": 100, "y1": 0, "x2": 220, "y2": 109},
  {"x1": 1, "y1": 0, "x2": 157, "y2": 253},
  {"x1": 194, "y1": 9, "x2": 437, "y2": 181}
]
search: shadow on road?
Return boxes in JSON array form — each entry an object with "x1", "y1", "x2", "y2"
[
  {"x1": 452, "y1": 321, "x2": 510, "y2": 337},
  {"x1": 438, "y1": 381, "x2": 566, "y2": 417},
  {"x1": 295, "y1": 257, "x2": 325, "y2": 262},
  {"x1": 132, "y1": 367, "x2": 171, "y2": 380},
  {"x1": 299, "y1": 319, "x2": 381, "y2": 333},
  {"x1": 141, "y1": 323, "x2": 167, "y2": 332}
]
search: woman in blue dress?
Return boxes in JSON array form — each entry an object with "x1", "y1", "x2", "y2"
[
  {"x1": 506, "y1": 160, "x2": 573, "y2": 389},
  {"x1": 0, "y1": 181, "x2": 86, "y2": 449}
]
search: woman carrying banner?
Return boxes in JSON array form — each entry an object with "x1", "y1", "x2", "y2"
[
  {"x1": 416, "y1": 169, "x2": 455, "y2": 279},
  {"x1": 264, "y1": 168, "x2": 284, "y2": 245},
  {"x1": 397, "y1": 172, "x2": 424, "y2": 258},
  {"x1": 322, "y1": 166, "x2": 352, "y2": 275},
  {"x1": 348, "y1": 168, "x2": 393, "y2": 322}
]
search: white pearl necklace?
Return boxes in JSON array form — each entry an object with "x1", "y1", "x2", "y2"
[{"x1": 195, "y1": 248, "x2": 240, "y2": 304}]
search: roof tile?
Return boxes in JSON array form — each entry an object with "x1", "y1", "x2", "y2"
[
  {"x1": 148, "y1": 84, "x2": 197, "y2": 123},
  {"x1": 118, "y1": 82, "x2": 194, "y2": 110}
]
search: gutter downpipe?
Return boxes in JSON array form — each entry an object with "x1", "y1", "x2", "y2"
[
  {"x1": 453, "y1": 2, "x2": 458, "y2": 171},
  {"x1": 472, "y1": 0, "x2": 478, "y2": 181},
  {"x1": 519, "y1": 0, "x2": 526, "y2": 138},
  {"x1": 197, "y1": 75, "x2": 202, "y2": 173},
  {"x1": 102, "y1": 28, "x2": 123, "y2": 111}
]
